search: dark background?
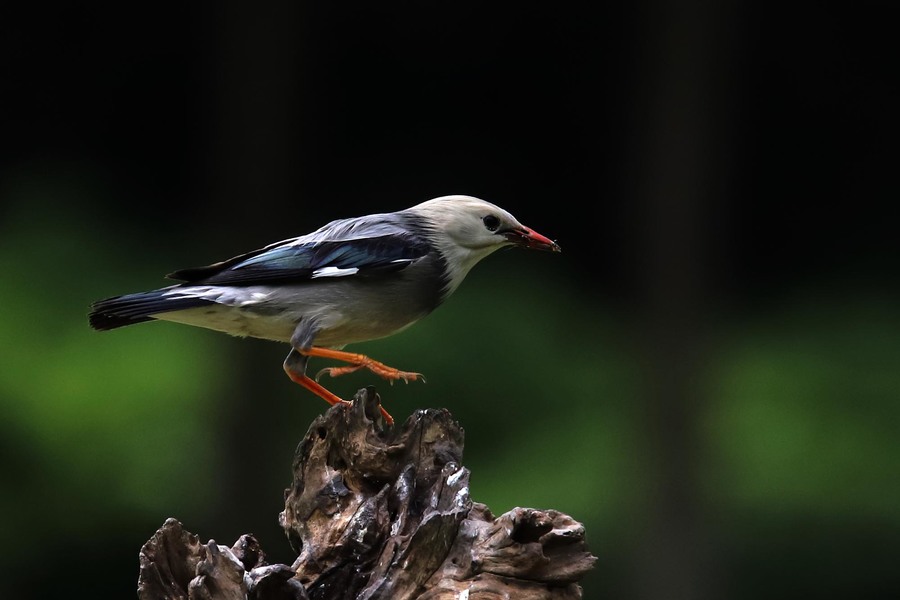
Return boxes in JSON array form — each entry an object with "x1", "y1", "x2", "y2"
[{"x1": 1, "y1": 2, "x2": 897, "y2": 599}]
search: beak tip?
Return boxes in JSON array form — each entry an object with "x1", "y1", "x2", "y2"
[
  {"x1": 506, "y1": 226, "x2": 561, "y2": 253},
  {"x1": 528, "y1": 231, "x2": 561, "y2": 253}
]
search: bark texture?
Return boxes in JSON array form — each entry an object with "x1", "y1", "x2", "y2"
[{"x1": 138, "y1": 388, "x2": 596, "y2": 599}]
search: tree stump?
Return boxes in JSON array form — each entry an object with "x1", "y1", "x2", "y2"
[{"x1": 138, "y1": 387, "x2": 596, "y2": 599}]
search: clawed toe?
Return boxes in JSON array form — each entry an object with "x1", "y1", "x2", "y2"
[
  {"x1": 301, "y1": 345, "x2": 428, "y2": 394},
  {"x1": 400, "y1": 372, "x2": 425, "y2": 384},
  {"x1": 315, "y1": 364, "x2": 364, "y2": 381}
]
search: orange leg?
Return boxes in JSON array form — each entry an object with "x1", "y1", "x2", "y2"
[
  {"x1": 283, "y1": 359, "x2": 395, "y2": 425},
  {"x1": 303, "y1": 347, "x2": 426, "y2": 384}
]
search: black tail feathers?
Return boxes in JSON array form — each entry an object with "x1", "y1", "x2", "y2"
[{"x1": 88, "y1": 289, "x2": 209, "y2": 331}]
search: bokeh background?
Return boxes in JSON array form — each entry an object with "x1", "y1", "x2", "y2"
[{"x1": 1, "y1": 2, "x2": 897, "y2": 598}]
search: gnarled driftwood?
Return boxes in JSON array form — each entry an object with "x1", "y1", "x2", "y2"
[{"x1": 138, "y1": 387, "x2": 596, "y2": 599}]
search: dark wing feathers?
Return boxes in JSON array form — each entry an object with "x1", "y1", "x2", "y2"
[
  {"x1": 165, "y1": 216, "x2": 432, "y2": 287},
  {"x1": 166, "y1": 246, "x2": 270, "y2": 282}
]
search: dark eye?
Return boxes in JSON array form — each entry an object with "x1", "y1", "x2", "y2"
[{"x1": 482, "y1": 215, "x2": 501, "y2": 232}]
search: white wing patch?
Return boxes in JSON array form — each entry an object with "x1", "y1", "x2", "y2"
[
  {"x1": 311, "y1": 266, "x2": 360, "y2": 278},
  {"x1": 241, "y1": 291, "x2": 272, "y2": 306},
  {"x1": 162, "y1": 286, "x2": 272, "y2": 307},
  {"x1": 162, "y1": 286, "x2": 217, "y2": 300}
]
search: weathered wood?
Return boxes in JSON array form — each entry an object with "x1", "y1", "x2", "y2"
[
  {"x1": 138, "y1": 388, "x2": 596, "y2": 599},
  {"x1": 138, "y1": 520, "x2": 308, "y2": 600}
]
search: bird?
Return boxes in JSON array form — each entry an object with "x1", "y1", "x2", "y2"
[{"x1": 89, "y1": 195, "x2": 561, "y2": 424}]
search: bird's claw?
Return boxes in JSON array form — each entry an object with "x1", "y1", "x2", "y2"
[
  {"x1": 315, "y1": 364, "x2": 363, "y2": 382},
  {"x1": 399, "y1": 372, "x2": 425, "y2": 384},
  {"x1": 385, "y1": 370, "x2": 425, "y2": 385}
]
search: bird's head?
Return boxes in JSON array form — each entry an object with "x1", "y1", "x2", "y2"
[
  {"x1": 407, "y1": 195, "x2": 560, "y2": 296},
  {"x1": 410, "y1": 195, "x2": 561, "y2": 253}
]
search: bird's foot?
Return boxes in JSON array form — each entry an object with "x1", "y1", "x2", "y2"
[
  {"x1": 315, "y1": 359, "x2": 425, "y2": 385},
  {"x1": 304, "y1": 347, "x2": 426, "y2": 385}
]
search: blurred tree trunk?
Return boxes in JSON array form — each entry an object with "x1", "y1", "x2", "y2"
[
  {"x1": 204, "y1": 0, "x2": 303, "y2": 541},
  {"x1": 627, "y1": 1, "x2": 738, "y2": 599}
]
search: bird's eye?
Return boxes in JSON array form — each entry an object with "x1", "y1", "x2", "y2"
[{"x1": 482, "y1": 215, "x2": 501, "y2": 232}]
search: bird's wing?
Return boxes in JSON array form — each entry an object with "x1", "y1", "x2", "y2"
[{"x1": 166, "y1": 215, "x2": 432, "y2": 286}]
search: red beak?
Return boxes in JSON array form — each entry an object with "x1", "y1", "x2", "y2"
[{"x1": 504, "y1": 226, "x2": 562, "y2": 252}]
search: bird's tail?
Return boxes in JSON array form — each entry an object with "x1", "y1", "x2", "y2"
[{"x1": 88, "y1": 287, "x2": 209, "y2": 331}]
